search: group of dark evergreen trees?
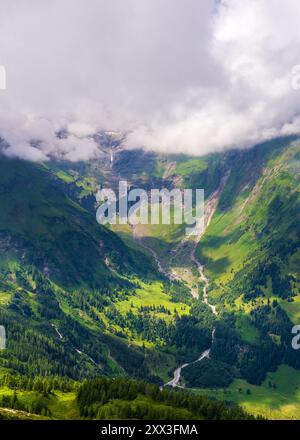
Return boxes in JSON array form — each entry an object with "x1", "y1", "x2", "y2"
[
  {"x1": 207, "y1": 302, "x2": 300, "y2": 386},
  {"x1": 76, "y1": 377, "x2": 258, "y2": 420}
]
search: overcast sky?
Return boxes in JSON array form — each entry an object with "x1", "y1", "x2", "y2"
[{"x1": 0, "y1": 0, "x2": 300, "y2": 161}]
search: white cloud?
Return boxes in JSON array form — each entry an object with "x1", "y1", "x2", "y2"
[{"x1": 0, "y1": 0, "x2": 299, "y2": 160}]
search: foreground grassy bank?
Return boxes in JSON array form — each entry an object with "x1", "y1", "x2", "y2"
[{"x1": 0, "y1": 375, "x2": 256, "y2": 420}]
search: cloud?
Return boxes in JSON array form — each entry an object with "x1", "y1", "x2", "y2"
[{"x1": 0, "y1": 0, "x2": 299, "y2": 160}]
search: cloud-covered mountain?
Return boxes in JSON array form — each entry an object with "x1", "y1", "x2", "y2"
[{"x1": 0, "y1": 0, "x2": 300, "y2": 160}]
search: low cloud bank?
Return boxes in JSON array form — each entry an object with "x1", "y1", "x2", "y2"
[{"x1": 0, "y1": 0, "x2": 300, "y2": 161}]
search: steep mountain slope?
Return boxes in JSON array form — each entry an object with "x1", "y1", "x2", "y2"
[
  {"x1": 51, "y1": 136, "x2": 300, "y2": 380},
  {"x1": 197, "y1": 137, "x2": 300, "y2": 313},
  {"x1": 190, "y1": 137, "x2": 300, "y2": 388},
  {"x1": 0, "y1": 157, "x2": 154, "y2": 288},
  {"x1": 68, "y1": 135, "x2": 300, "y2": 394},
  {"x1": 2, "y1": 135, "x2": 300, "y2": 419},
  {"x1": 0, "y1": 156, "x2": 162, "y2": 380},
  {"x1": 0, "y1": 155, "x2": 214, "y2": 386}
]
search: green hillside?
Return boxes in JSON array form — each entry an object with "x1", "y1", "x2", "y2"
[
  {"x1": 92, "y1": 137, "x2": 300, "y2": 416},
  {"x1": 50, "y1": 138, "x2": 300, "y2": 392},
  {"x1": 0, "y1": 158, "x2": 154, "y2": 288},
  {"x1": 189, "y1": 138, "x2": 300, "y2": 397},
  {"x1": 192, "y1": 365, "x2": 300, "y2": 420},
  {"x1": 0, "y1": 157, "x2": 168, "y2": 381},
  {"x1": 0, "y1": 156, "x2": 214, "y2": 390},
  {"x1": 0, "y1": 136, "x2": 300, "y2": 420},
  {"x1": 0, "y1": 374, "x2": 256, "y2": 420}
]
